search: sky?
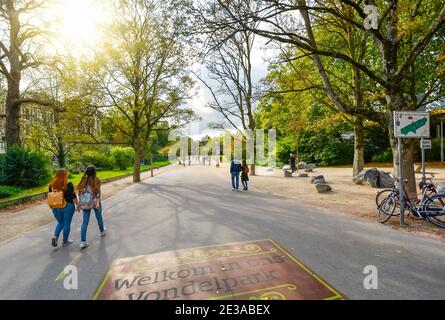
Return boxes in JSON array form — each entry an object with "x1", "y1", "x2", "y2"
[
  {"x1": 22, "y1": 0, "x2": 280, "y2": 141},
  {"x1": 183, "y1": 36, "x2": 278, "y2": 141}
]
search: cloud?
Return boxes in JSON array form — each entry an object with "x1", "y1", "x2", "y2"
[{"x1": 183, "y1": 38, "x2": 278, "y2": 139}]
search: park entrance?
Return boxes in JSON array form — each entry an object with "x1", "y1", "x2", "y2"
[{"x1": 93, "y1": 239, "x2": 345, "y2": 300}]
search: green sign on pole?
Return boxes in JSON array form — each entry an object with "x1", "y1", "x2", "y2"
[{"x1": 394, "y1": 112, "x2": 430, "y2": 138}]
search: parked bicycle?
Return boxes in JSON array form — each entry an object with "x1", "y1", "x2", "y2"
[
  {"x1": 375, "y1": 175, "x2": 437, "y2": 209},
  {"x1": 376, "y1": 176, "x2": 445, "y2": 228}
]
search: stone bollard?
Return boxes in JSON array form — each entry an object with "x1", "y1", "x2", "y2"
[
  {"x1": 316, "y1": 184, "x2": 332, "y2": 193},
  {"x1": 311, "y1": 175, "x2": 325, "y2": 184}
]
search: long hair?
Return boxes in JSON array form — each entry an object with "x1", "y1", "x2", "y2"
[
  {"x1": 50, "y1": 169, "x2": 68, "y2": 192},
  {"x1": 242, "y1": 160, "x2": 248, "y2": 169},
  {"x1": 77, "y1": 165, "x2": 100, "y2": 193}
]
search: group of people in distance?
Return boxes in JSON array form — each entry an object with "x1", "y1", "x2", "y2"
[
  {"x1": 48, "y1": 165, "x2": 106, "y2": 250},
  {"x1": 230, "y1": 159, "x2": 250, "y2": 191}
]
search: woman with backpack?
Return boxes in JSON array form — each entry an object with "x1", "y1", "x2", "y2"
[
  {"x1": 241, "y1": 160, "x2": 250, "y2": 191},
  {"x1": 49, "y1": 168, "x2": 77, "y2": 248},
  {"x1": 77, "y1": 165, "x2": 106, "y2": 249}
]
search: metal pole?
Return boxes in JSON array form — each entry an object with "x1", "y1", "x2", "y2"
[
  {"x1": 441, "y1": 120, "x2": 444, "y2": 163},
  {"x1": 398, "y1": 137, "x2": 405, "y2": 225},
  {"x1": 421, "y1": 138, "x2": 426, "y2": 186}
]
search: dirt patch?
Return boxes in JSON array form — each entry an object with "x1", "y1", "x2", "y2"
[{"x1": 214, "y1": 164, "x2": 445, "y2": 241}]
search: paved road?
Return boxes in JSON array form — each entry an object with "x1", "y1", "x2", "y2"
[{"x1": 0, "y1": 165, "x2": 444, "y2": 300}]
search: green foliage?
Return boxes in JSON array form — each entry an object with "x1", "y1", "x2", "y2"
[
  {"x1": 363, "y1": 123, "x2": 391, "y2": 163},
  {"x1": 67, "y1": 161, "x2": 85, "y2": 174},
  {"x1": 425, "y1": 138, "x2": 442, "y2": 162},
  {"x1": 111, "y1": 147, "x2": 135, "y2": 170},
  {"x1": 371, "y1": 148, "x2": 393, "y2": 163},
  {"x1": 79, "y1": 151, "x2": 114, "y2": 171},
  {"x1": 316, "y1": 139, "x2": 354, "y2": 166},
  {"x1": 0, "y1": 145, "x2": 53, "y2": 188},
  {"x1": 0, "y1": 185, "x2": 22, "y2": 199}
]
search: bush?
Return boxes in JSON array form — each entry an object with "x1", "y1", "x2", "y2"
[
  {"x1": 80, "y1": 151, "x2": 114, "y2": 171},
  {"x1": 0, "y1": 185, "x2": 22, "y2": 199},
  {"x1": 1, "y1": 145, "x2": 53, "y2": 188},
  {"x1": 371, "y1": 148, "x2": 393, "y2": 163},
  {"x1": 425, "y1": 138, "x2": 441, "y2": 162},
  {"x1": 67, "y1": 161, "x2": 85, "y2": 174},
  {"x1": 111, "y1": 147, "x2": 135, "y2": 170},
  {"x1": 315, "y1": 139, "x2": 354, "y2": 166}
]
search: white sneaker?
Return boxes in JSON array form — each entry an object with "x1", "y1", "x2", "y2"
[
  {"x1": 80, "y1": 242, "x2": 89, "y2": 249},
  {"x1": 101, "y1": 229, "x2": 107, "y2": 237}
]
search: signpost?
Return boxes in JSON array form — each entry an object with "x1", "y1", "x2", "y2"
[{"x1": 394, "y1": 111, "x2": 430, "y2": 226}]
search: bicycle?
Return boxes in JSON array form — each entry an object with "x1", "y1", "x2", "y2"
[
  {"x1": 377, "y1": 177, "x2": 445, "y2": 228},
  {"x1": 375, "y1": 175, "x2": 437, "y2": 208}
]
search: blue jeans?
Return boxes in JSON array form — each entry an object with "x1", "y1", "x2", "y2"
[
  {"x1": 231, "y1": 173, "x2": 240, "y2": 190},
  {"x1": 81, "y1": 203, "x2": 105, "y2": 242},
  {"x1": 52, "y1": 203, "x2": 75, "y2": 243}
]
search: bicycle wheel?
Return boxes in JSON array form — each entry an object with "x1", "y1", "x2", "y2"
[
  {"x1": 423, "y1": 194, "x2": 445, "y2": 228},
  {"x1": 377, "y1": 196, "x2": 396, "y2": 224},
  {"x1": 376, "y1": 189, "x2": 401, "y2": 216},
  {"x1": 376, "y1": 189, "x2": 393, "y2": 207}
]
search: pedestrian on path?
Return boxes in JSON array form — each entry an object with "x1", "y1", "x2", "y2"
[
  {"x1": 77, "y1": 165, "x2": 106, "y2": 249},
  {"x1": 230, "y1": 159, "x2": 242, "y2": 191},
  {"x1": 241, "y1": 160, "x2": 250, "y2": 191},
  {"x1": 290, "y1": 152, "x2": 297, "y2": 172},
  {"x1": 48, "y1": 168, "x2": 78, "y2": 248}
]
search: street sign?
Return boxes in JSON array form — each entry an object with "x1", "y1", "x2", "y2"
[
  {"x1": 394, "y1": 111, "x2": 430, "y2": 138},
  {"x1": 421, "y1": 139, "x2": 432, "y2": 150}
]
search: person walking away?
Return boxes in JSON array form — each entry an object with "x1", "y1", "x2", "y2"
[
  {"x1": 230, "y1": 159, "x2": 242, "y2": 191},
  {"x1": 241, "y1": 160, "x2": 250, "y2": 191},
  {"x1": 77, "y1": 165, "x2": 106, "y2": 249},
  {"x1": 290, "y1": 152, "x2": 297, "y2": 172},
  {"x1": 48, "y1": 168, "x2": 78, "y2": 248}
]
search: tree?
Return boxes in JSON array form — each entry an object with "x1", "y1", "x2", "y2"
[
  {"x1": 96, "y1": 0, "x2": 194, "y2": 182},
  {"x1": 195, "y1": 27, "x2": 259, "y2": 174},
  {"x1": 23, "y1": 59, "x2": 104, "y2": 167},
  {"x1": 0, "y1": 0, "x2": 53, "y2": 146},
  {"x1": 201, "y1": 0, "x2": 445, "y2": 194}
]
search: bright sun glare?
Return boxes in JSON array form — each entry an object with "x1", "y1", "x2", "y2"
[{"x1": 52, "y1": 0, "x2": 110, "y2": 56}]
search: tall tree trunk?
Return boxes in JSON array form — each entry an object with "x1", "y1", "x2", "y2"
[
  {"x1": 5, "y1": 83, "x2": 21, "y2": 146},
  {"x1": 250, "y1": 134, "x2": 256, "y2": 176},
  {"x1": 5, "y1": 52, "x2": 22, "y2": 147},
  {"x1": 57, "y1": 139, "x2": 66, "y2": 168},
  {"x1": 353, "y1": 118, "x2": 365, "y2": 177},
  {"x1": 5, "y1": 1, "x2": 23, "y2": 147},
  {"x1": 133, "y1": 144, "x2": 143, "y2": 183}
]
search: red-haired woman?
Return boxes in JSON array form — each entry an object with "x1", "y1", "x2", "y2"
[{"x1": 49, "y1": 168, "x2": 77, "y2": 248}]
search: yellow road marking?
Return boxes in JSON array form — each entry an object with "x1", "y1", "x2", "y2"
[
  {"x1": 92, "y1": 270, "x2": 112, "y2": 300},
  {"x1": 268, "y1": 239, "x2": 345, "y2": 300},
  {"x1": 55, "y1": 245, "x2": 94, "y2": 282}
]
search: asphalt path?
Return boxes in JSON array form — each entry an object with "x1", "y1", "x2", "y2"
[{"x1": 0, "y1": 165, "x2": 444, "y2": 300}]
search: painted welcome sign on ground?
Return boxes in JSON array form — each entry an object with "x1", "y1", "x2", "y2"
[
  {"x1": 394, "y1": 111, "x2": 430, "y2": 138},
  {"x1": 93, "y1": 239, "x2": 345, "y2": 300}
]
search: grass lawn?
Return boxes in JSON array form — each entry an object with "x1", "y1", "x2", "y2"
[{"x1": 0, "y1": 161, "x2": 171, "y2": 204}]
